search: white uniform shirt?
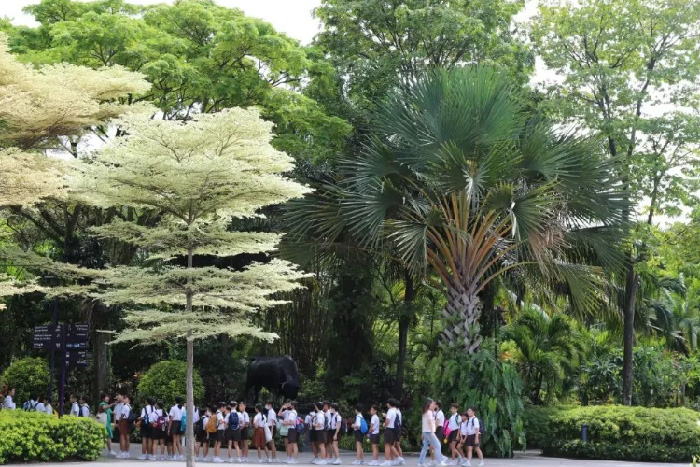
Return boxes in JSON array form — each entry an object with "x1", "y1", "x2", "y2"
[
  {"x1": 216, "y1": 411, "x2": 226, "y2": 430},
  {"x1": 466, "y1": 416, "x2": 480, "y2": 436},
  {"x1": 305, "y1": 412, "x2": 314, "y2": 429},
  {"x1": 35, "y1": 402, "x2": 46, "y2": 412},
  {"x1": 4, "y1": 395, "x2": 15, "y2": 410},
  {"x1": 370, "y1": 414, "x2": 380, "y2": 434},
  {"x1": 192, "y1": 408, "x2": 200, "y2": 424},
  {"x1": 141, "y1": 405, "x2": 154, "y2": 423},
  {"x1": 314, "y1": 410, "x2": 325, "y2": 431},
  {"x1": 79, "y1": 403, "x2": 90, "y2": 417},
  {"x1": 435, "y1": 410, "x2": 445, "y2": 428},
  {"x1": 386, "y1": 407, "x2": 397, "y2": 429},
  {"x1": 353, "y1": 414, "x2": 363, "y2": 429},
  {"x1": 45, "y1": 403, "x2": 53, "y2": 415},
  {"x1": 169, "y1": 405, "x2": 183, "y2": 421},
  {"x1": 283, "y1": 409, "x2": 297, "y2": 427},
  {"x1": 267, "y1": 408, "x2": 277, "y2": 427},
  {"x1": 331, "y1": 413, "x2": 342, "y2": 430},
  {"x1": 70, "y1": 402, "x2": 80, "y2": 416},
  {"x1": 447, "y1": 413, "x2": 460, "y2": 431},
  {"x1": 114, "y1": 402, "x2": 124, "y2": 421},
  {"x1": 254, "y1": 413, "x2": 266, "y2": 428},
  {"x1": 240, "y1": 411, "x2": 250, "y2": 428},
  {"x1": 459, "y1": 420, "x2": 468, "y2": 436},
  {"x1": 121, "y1": 403, "x2": 132, "y2": 420}
]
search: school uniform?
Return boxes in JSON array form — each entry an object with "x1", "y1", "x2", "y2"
[
  {"x1": 119, "y1": 403, "x2": 132, "y2": 434},
  {"x1": 330, "y1": 413, "x2": 343, "y2": 441},
  {"x1": 395, "y1": 409, "x2": 402, "y2": 442},
  {"x1": 240, "y1": 411, "x2": 251, "y2": 441},
  {"x1": 353, "y1": 414, "x2": 364, "y2": 442},
  {"x1": 435, "y1": 409, "x2": 445, "y2": 442},
  {"x1": 314, "y1": 410, "x2": 327, "y2": 444},
  {"x1": 69, "y1": 402, "x2": 80, "y2": 416},
  {"x1": 306, "y1": 412, "x2": 317, "y2": 443},
  {"x1": 384, "y1": 408, "x2": 398, "y2": 445},
  {"x1": 197, "y1": 414, "x2": 210, "y2": 444},
  {"x1": 323, "y1": 410, "x2": 332, "y2": 442},
  {"x1": 253, "y1": 413, "x2": 267, "y2": 448},
  {"x1": 465, "y1": 417, "x2": 480, "y2": 447},
  {"x1": 231, "y1": 411, "x2": 243, "y2": 442},
  {"x1": 35, "y1": 402, "x2": 46, "y2": 412},
  {"x1": 151, "y1": 408, "x2": 165, "y2": 440},
  {"x1": 79, "y1": 403, "x2": 90, "y2": 417},
  {"x1": 370, "y1": 414, "x2": 380, "y2": 445},
  {"x1": 447, "y1": 413, "x2": 460, "y2": 443},
  {"x1": 3, "y1": 395, "x2": 15, "y2": 410},
  {"x1": 283, "y1": 409, "x2": 298, "y2": 443},
  {"x1": 169, "y1": 405, "x2": 184, "y2": 435},
  {"x1": 216, "y1": 411, "x2": 227, "y2": 443},
  {"x1": 141, "y1": 405, "x2": 154, "y2": 438}
]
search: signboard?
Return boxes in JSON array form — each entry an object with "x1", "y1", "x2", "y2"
[
  {"x1": 33, "y1": 324, "x2": 63, "y2": 350},
  {"x1": 64, "y1": 350, "x2": 88, "y2": 368},
  {"x1": 66, "y1": 323, "x2": 89, "y2": 342}
]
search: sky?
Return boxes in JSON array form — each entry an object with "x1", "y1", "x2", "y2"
[{"x1": 2, "y1": 0, "x2": 324, "y2": 45}]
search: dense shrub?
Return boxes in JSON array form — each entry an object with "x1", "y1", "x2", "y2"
[
  {"x1": 0, "y1": 357, "x2": 50, "y2": 404},
  {"x1": 431, "y1": 340, "x2": 525, "y2": 458},
  {"x1": 0, "y1": 410, "x2": 104, "y2": 464},
  {"x1": 525, "y1": 405, "x2": 700, "y2": 462},
  {"x1": 136, "y1": 360, "x2": 204, "y2": 406}
]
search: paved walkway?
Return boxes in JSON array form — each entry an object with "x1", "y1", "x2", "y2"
[{"x1": 79, "y1": 445, "x2": 689, "y2": 467}]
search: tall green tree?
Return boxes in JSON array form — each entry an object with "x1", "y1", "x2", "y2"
[
  {"x1": 80, "y1": 108, "x2": 308, "y2": 467},
  {"x1": 290, "y1": 66, "x2": 627, "y2": 353},
  {"x1": 530, "y1": 0, "x2": 700, "y2": 405}
]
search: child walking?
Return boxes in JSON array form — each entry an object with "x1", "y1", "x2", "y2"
[
  {"x1": 351, "y1": 403, "x2": 365, "y2": 465},
  {"x1": 253, "y1": 404, "x2": 270, "y2": 463}
]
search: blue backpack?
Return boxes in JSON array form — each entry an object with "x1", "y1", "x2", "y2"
[
  {"x1": 181, "y1": 410, "x2": 187, "y2": 433},
  {"x1": 229, "y1": 412, "x2": 240, "y2": 431},
  {"x1": 360, "y1": 417, "x2": 369, "y2": 434}
]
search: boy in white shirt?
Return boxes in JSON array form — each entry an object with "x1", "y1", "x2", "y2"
[
  {"x1": 69, "y1": 395, "x2": 79, "y2": 416},
  {"x1": 329, "y1": 403, "x2": 343, "y2": 465},
  {"x1": 313, "y1": 402, "x2": 328, "y2": 465},
  {"x1": 369, "y1": 406, "x2": 381, "y2": 466},
  {"x1": 214, "y1": 402, "x2": 228, "y2": 463},
  {"x1": 239, "y1": 402, "x2": 250, "y2": 462},
  {"x1": 447, "y1": 404, "x2": 463, "y2": 464},
  {"x1": 266, "y1": 402, "x2": 278, "y2": 463},
  {"x1": 3, "y1": 387, "x2": 16, "y2": 410},
  {"x1": 306, "y1": 409, "x2": 318, "y2": 462},
  {"x1": 351, "y1": 403, "x2": 365, "y2": 465}
]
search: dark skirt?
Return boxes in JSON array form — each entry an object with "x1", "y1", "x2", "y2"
[
  {"x1": 170, "y1": 421, "x2": 182, "y2": 435},
  {"x1": 287, "y1": 428, "x2": 298, "y2": 443}
]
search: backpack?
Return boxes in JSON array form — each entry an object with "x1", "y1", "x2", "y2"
[
  {"x1": 444, "y1": 414, "x2": 458, "y2": 436},
  {"x1": 206, "y1": 415, "x2": 218, "y2": 433},
  {"x1": 195, "y1": 416, "x2": 204, "y2": 435},
  {"x1": 23, "y1": 401, "x2": 36, "y2": 411},
  {"x1": 470, "y1": 417, "x2": 484, "y2": 434},
  {"x1": 360, "y1": 417, "x2": 369, "y2": 434},
  {"x1": 296, "y1": 417, "x2": 305, "y2": 434},
  {"x1": 78, "y1": 405, "x2": 84, "y2": 418},
  {"x1": 228, "y1": 412, "x2": 240, "y2": 431},
  {"x1": 323, "y1": 412, "x2": 331, "y2": 431},
  {"x1": 125, "y1": 405, "x2": 136, "y2": 424},
  {"x1": 181, "y1": 409, "x2": 188, "y2": 432},
  {"x1": 152, "y1": 413, "x2": 164, "y2": 430},
  {"x1": 334, "y1": 414, "x2": 347, "y2": 434},
  {"x1": 394, "y1": 411, "x2": 402, "y2": 433}
]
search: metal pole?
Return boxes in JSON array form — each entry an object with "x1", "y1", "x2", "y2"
[{"x1": 59, "y1": 326, "x2": 66, "y2": 417}]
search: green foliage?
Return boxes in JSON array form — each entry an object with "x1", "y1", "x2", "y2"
[
  {"x1": 525, "y1": 405, "x2": 700, "y2": 462},
  {"x1": 137, "y1": 361, "x2": 204, "y2": 406},
  {"x1": 433, "y1": 340, "x2": 525, "y2": 457},
  {"x1": 0, "y1": 410, "x2": 103, "y2": 464},
  {"x1": 0, "y1": 357, "x2": 49, "y2": 404}
]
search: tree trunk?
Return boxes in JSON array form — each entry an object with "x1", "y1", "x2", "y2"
[
  {"x1": 186, "y1": 338, "x2": 195, "y2": 467},
  {"x1": 395, "y1": 271, "x2": 414, "y2": 395},
  {"x1": 622, "y1": 260, "x2": 638, "y2": 406},
  {"x1": 441, "y1": 284, "x2": 482, "y2": 353},
  {"x1": 185, "y1": 246, "x2": 195, "y2": 467}
]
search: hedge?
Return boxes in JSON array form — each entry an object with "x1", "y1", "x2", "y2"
[
  {"x1": 524, "y1": 404, "x2": 700, "y2": 462},
  {"x1": 0, "y1": 410, "x2": 104, "y2": 464}
]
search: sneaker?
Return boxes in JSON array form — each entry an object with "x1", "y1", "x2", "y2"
[
  {"x1": 109, "y1": 450, "x2": 118, "y2": 457},
  {"x1": 440, "y1": 461, "x2": 449, "y2": 466},
  {"x1": 197, "y1": 457, "x2": 204, "y2": 462},
  {"x1": 125, "y1": 453, "x2": 132, "y2": 459},
  {"x1": 380, "y1": 462, "x2": 392, "y2": 467},
  {"x1": 369, "y1": 462, "x2": 379, "y2": 466},
  {"x1": 150, "y1": 455, "x2": 157, "y2": 461},
  {"x1": 289, "y1": 461, "x2": 299, "y2": 465},
  {"x1": 214, "y1": 458, "x2": 225, "y2": 464},
  {"x1": 116, "y1": 453, "x2": 125, "y2": 459},
  {"x1": 463, "y1": 462, "x2": 471, "y2": 467},
  {"x1": 332, "y1": 461, "x2": 341, "y2": 466},
  {"x1": 352, "y1": 462, "x2": 362, "y2": 465},
  {"x1": 477, "y1": 463, "x2": 484, "y2": 467},
  {"x1": 399, "y1": 459, "x2": 406, "y2": 466},
  {"x1": 168, "y1": 456, "x2": 174, "y2": 461}
]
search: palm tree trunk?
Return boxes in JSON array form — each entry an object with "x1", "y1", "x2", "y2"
[
  {"x1": 441, "y1": 284, "x2": 483, "y2": 353},
  {"x1": 395, "y1": 272, "x2": 414, "y2": 395}
]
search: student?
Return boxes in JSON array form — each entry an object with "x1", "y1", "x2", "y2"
[
  {"x1": 35, "y1": 395, "x2": 46, "y2": 413},
  {"x1": 3, "y1": 387, "x2": 15, "y2": 410},
  {"x1": 118, "y1": 395, "x2": 133, "y2": 459},
  {"x1": 329, "y1": 403, "x2": 342, "y2": 465},
  {"x1": 280, "y1": 401, "x2": 299, "y2": 463},
  {"x1": 196, "y1": 406, "x2": 212, "y2": 462},
  {"x1": 434, "y1": 401, "x2": 446, "y2": 460},
  {"x1": 79, "y1": 396, "x2": 90, "y2": 417},
  {"x1": 464, "y1": 408, "x2": 483, "y2": 467},
  {"x1": 22, "y1": 394, "x2": 37, "y2": 411},
  {"x1": 266, "y1": 402, "x2": 278, "y2": 463},
  {"x1": 306, "y1": 407, "x2": 318, "y2": 462},
  {"x1": 228, "y1": 401, "x2": 243, "y2": 463},
  {"x1": 152, "y1": 401, "x2": 166, "y2": 461},
  {"x1": 213, "y1": 402, "x2": 228, "y2": 463},
  {"x1": 322, "y1": 402, "x2": 332, "y2": 454},
  {"x1": 447, "y1": 404, "x2": 463, "y2": 465},
  {"x1": 203, "y1": 405, "x2": 219, "y2": 461},
  {"x1": 139, "y1": 397, "x2": 155, "y2": 460},
  {"x1": 114, "y1": 393, "x2": 124, "y2": 453},
  {"x1": 312, "y1": 401, "x2": 328, "y2": 465},
  {"x1": 44, "y1": 397, "x2": 54, "y2": 416},
  {"x1": 369, "y1": 405, "x2": 380, "y2": 466},
  {"x1": 169, "y1": 396, "x2": 185, "y2": 461},
  {"x1": 418, "y1": 399, "x2": 446, "y2": 467},
  {"x1": 382, "y1": 400, "x2": 402, "y2": 466},
  {"x1": 98, "y1": 393, "x2": 117, "y2": 456},
  {"x1": 393, "y1": 401, "x2": 404, "y2": 465},
  {"x1": 351, "y1": 403, "x2": 365, "y2": 465},
  {"x1": 252, "y1": 404, "x2": 270, "y2": 463},
  {"x1": 69, "y1": 395, "x2": 79, "y2": 416},
  {"x1": 239, "y1": 401, "x2": 250, "y2": 462}
]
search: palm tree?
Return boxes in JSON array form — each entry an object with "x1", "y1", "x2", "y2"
[
  {"x1": 288, "y1": 66, "x2": 627, "y2": 353},
  {"x1": 501, "y1": 307, "x2": 583, "y2": 404}
]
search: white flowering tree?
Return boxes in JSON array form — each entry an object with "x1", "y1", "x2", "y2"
[{"x1": 81, "y1": 108, "x2": 310, "y2": 466}]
